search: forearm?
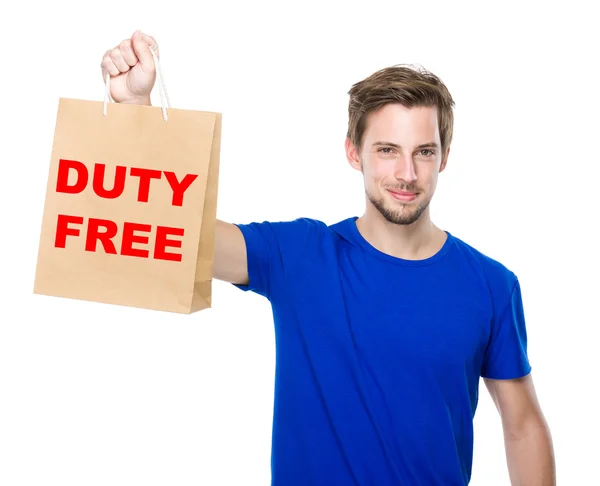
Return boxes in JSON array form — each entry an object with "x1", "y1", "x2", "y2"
[{"x1": 505, "y1": 421, "x2": 556, "y2": 485}]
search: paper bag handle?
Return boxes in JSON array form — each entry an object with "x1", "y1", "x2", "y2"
[{"x1": 103, "y1": 45, "x2": 170, "y2": 121}]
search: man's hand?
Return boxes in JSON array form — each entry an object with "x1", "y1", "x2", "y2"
[{"x1": 100, "y1": 30, "x2": 158, "y2": 105}]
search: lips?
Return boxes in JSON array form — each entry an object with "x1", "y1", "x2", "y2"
[{"x1": 387, "y1": 189, "x2": 418, "y2": 202}]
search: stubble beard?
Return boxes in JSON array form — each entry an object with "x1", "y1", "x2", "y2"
[
  {"x1": 358, "y1": 155, "x2": 432, "y2": 226},
  {"x1": 367, "y1": 188, "x2": 431, "y2": 226}
]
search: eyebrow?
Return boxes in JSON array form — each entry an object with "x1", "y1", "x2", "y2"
[{"x1": 372, "y1": 141, "x2": 440, "y2": 149}]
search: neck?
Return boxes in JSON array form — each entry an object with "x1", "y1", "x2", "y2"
[{"x1": 356, "y1": 202, "x2": 447, "y2": 261}]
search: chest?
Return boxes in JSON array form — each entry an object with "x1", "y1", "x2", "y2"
[
  {"x1": 283, "y1": 254, "x2": 494, "y2": 377},
  {"x1": 348, "y1": 261, "x2": 494, "y2": 374}
]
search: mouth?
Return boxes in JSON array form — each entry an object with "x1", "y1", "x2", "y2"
[{"x1": 387, "y1": 189, "x2": 418, "y2": 202}]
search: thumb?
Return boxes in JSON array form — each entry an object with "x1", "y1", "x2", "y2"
[{"x1": 131, "y1": 30, "x2": 158, "y2": 73}]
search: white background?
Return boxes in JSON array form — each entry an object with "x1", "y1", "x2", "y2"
[{"x1": 1, "y1": 1, "x2": 598, "y2": 484}]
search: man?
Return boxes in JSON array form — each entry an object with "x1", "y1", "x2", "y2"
[{"x1": 101, "y1": 30, "x2": 556, "y2": 485}]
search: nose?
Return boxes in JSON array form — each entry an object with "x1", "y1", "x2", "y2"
[{"x1": 394, "y1": 154, "x2": 417, "y2": 183}]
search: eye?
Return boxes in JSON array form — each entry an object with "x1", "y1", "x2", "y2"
[
  {"x1": 378, "y1": 147, "x2": 396, "y2": 154},
  {"x1": 419, "y1": 149, "x2": 435, "y2": 157}
]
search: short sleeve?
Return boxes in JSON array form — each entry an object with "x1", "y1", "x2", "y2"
[
  {"x1": 231, "y1": 218, "x2": 324, "y2": 301},
  {"x1": 232, "y1": 221, "x2": 283, "y2": 299},
  {"x1": 481, "y1": 278, "x2": 532, "y2": 380}
]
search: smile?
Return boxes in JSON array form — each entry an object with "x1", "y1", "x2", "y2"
[{"x1": 387, "y1": 189, "x2": 418, "y2": 202}]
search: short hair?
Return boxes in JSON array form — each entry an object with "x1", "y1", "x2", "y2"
[{"x1": 347, "y1": 64, "x2": 455, "y2": 153}]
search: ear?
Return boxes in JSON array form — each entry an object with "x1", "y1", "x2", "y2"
[
  {"x1": 345, "y1": 137, "x2": 362, "y2": 171},
  {"x1": 439, "y1": 146, "x2": 450, "y2": 173}
]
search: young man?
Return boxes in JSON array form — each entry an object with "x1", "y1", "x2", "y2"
[{"x1": 102, "y1": 30, "x2": 556, "y2": 485}]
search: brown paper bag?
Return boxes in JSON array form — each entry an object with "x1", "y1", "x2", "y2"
[{"x1": 33, "y1": 93, "x2": 221, "y2": 314}]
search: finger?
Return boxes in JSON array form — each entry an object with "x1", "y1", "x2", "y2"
[
  {"x1": 109, "y1": 47, "x2": 130, "y2": 73},
  {"x1": 101, "y1": 52, "x2": 119, "y2": 77},
  {"x1": 131, "y1": 30, "x2": 158, "y2": 74},
  {"x1": 118, "y1": 38, "x2": 137, "y2": 67},
  {"x1": 134, "y1": 30, "x2": 159, "y2": 58}
]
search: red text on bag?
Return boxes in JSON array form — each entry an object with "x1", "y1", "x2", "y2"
[
  {"x1": 56, "y1": 159, "x2": 198, "y2": 206},
  {"x1": 54, "y1": 215, "x2": 184, "y2": 262},
  {"x1": 52, "y1": 159, "x2": 197, "y2": 262}
]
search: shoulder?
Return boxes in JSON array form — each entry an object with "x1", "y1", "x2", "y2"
[
  {"x1": 234, "y1": 217, "x2": 335, "y2": 257},
  {"x1": 236, "y1": 217, "x2": 330, "y2": 241},
  {"x1": 450, "y1": 234, "x2": 519, "y2": 305}
]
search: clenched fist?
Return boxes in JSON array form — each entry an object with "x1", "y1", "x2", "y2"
[{"x1": 101, "y1": 30, "x2": 158, "y2": 105}]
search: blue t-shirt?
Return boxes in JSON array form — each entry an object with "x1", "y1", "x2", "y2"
[{"x1": 233, "y1": 216, "x2": 531, "y2": 486}]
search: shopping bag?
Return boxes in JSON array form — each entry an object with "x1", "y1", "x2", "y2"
[{"x1": 33, "y1": 49, "x2": 221, "y2": 314}]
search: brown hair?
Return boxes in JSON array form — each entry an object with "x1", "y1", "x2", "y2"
[{"x1": 347, "y1": 64, "x2": 455, "y2": 154}]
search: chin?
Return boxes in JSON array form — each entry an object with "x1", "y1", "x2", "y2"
[{"x1": 368, "y1": 191, "x2": 431, "y2": 226}]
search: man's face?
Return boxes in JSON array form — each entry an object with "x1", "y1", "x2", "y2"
[{"x1": 346, "y1": 103, "x2": 449, "y2": 225}]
